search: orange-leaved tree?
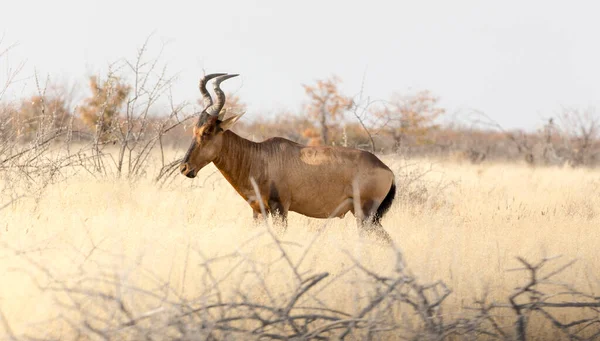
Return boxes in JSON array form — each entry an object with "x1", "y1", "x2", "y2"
[
  {"x1": 302, "y1": 127, "x2": 322, "y2": 146},
  {"x1": 18, "y1": 94, "x2": 71, "y2": 137},
  {"x1": 375, "y1": 90, "x2": 445, "y2": 148},
  {"x1": 78, "y1": 75, "x2": 130, "y2": 140},
  {"x1": 302, "y1": 75, "x2": 352, "y2": 145}
]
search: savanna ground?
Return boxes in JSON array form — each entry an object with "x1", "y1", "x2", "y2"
[{"x1": 1, "y1": 149, "x2": 599, "y2": 340}]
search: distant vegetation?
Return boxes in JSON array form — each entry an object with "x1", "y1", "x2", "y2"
[{"x1": 2, "y1": 37, "x2": 599, "y2": 172}]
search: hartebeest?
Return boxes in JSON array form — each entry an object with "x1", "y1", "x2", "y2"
[{"x1": 180, "y1": 73, "x2": 396, "y2": 241}]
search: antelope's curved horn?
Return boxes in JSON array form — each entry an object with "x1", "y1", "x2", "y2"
[
  {"x1": 199, "y1": 73, "x2": 226, "y2": 109},
  {"x1": 206, "y1": 74, "x2": 239, "y2": 117}
]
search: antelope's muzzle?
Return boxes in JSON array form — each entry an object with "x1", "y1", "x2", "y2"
[{"x1": 180, "y1": 163, "x2": 196, "y2": 178}]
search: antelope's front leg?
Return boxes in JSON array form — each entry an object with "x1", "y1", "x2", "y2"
[
  {"x1": 253, "y1": 210, "x2": 268, "y2": 224},
  {"x1": 250, "y1": 197, "x2": 269, "y2": 225}
]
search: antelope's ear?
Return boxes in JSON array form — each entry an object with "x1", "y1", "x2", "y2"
[{"x1": 219, "y1": 113, "x2": 245, "y2": 131}]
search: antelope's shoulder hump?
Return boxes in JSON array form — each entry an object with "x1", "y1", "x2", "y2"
[{"x1": 261, "y1": 137, "x2": 302, "y2": 152}]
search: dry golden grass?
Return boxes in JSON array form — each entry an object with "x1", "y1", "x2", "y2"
[{"x1": 1, "y1": 153, "x2": 600, "y2": 339}]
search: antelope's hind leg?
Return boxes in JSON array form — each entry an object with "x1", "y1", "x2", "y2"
[
  {"x1": 356, "y1": 200, "x2": 392, "y2": 245},
  {"x1": 268, "y1": 198, "x2": 288, "y2": 234}
]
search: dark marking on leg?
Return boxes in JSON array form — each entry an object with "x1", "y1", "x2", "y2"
[
  {"x1": 269, "y1": 199, "x2": 287, "y2": 230},
  {"x1": 355, "y1": 200, "x2": 392, "y2": 245},
  {"x1": 362, "y1": 200, "x2": 380, "y2": 222}
]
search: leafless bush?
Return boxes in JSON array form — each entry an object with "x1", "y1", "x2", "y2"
[
  {"x1": 0, "y1": 36, "x2": 196, "y2": 212},
  {"x1": 0, "y1": 43, "x2": 88, "y2": 211},
  {"x1": 459, "y1": 107, "x2": 600, "y2": 168},
  {"x1": 0, "y1": 34, "x2": 25, "y2": 104},
  {"x1": 464, "y1": 256, "x2": 600, "y2": 341},
  {"x1": 556, "y1": 107, "x2": 600, "y2": 167},
  {"x1": 347, "y1": 72, "x2": 386, "y2": 153},
  {"x1": 389, "y1": 157, "x2": 454, "y2": 213},
  {"x1": 463, "y1": 109, "x2": 535, "y2": 165},
  {"x1": 77, "y1": 35, "x2": 193, "y2": 180}
]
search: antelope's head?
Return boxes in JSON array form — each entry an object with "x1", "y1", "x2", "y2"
[{"x1": 180, "y1": 73, "x2": 244, "y2": 178}]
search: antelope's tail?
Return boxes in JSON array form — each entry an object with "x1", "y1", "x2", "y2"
[{"x1": 373, "y1": 181, "x2": 396, "y2": 225}]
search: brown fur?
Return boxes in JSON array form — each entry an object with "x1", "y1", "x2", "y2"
[{"x1": 180, "y1": 117, "x2": 396, "y2": 242}]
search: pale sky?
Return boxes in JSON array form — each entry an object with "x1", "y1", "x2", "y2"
[{"x1": 1, "y1": 0, "x2": 599, "y2": 131}]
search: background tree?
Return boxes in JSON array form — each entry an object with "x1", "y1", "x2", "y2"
[
  {"x1": 17, "y1": 94, "x2": 70, "y2": 138},
  {"x1": 302, "y1": 126, "x2": 322, "y2": 146},
  {"x1": 78, "y1": 75, "x2": 130, "y2": 139},
  {"x1": 302, "y1": 75, "x2": 352, "y2": 145},
  {"x1": 375, "y1": 90, "x2": 445, "y2": 148}
]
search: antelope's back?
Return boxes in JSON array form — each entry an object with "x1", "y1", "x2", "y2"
[
  {"x1": 275, "y1": 143, "x2": 393, "y2": 217},
  {"x1": 277, "y1": 144, "x2": 392, "y2": 187},
  {"x1": 260, "y1": 137, "x2": 393, "y2": 182}
]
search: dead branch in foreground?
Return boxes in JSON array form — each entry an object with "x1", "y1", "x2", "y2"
[
  {"x1": 0, "y1": 232, "x2": 453, "y2": 340},
  {"x1": 3, "y1": 224, "x2": 600, "y2": 341}
]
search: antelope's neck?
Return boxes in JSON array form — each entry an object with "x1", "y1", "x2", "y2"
[{"x1": 213, "y1": 131, "x2": 262, "y2": 199}]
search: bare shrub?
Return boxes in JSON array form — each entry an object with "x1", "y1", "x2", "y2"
[
  {"x1": 73, "y1": 35, "x2": 192, "y2": 180},
  {"x1": 0, "y1": 36, "x2": 194, "y2": 211},
  {"x1": 346, "y1": 72, "x2": 385, "y2": 153},
  {"x1": 0, "y1": 34, "x2": 25, "y2": 103},
  {"x1": 557, "y1": 107, "x2": 600, "y2": 167},
  {"x1": 467, "y1": 256, "x2": 600, "y2": 341},
  {"x1": 0, "y1": 43, "x2": 85, "y2": 211},
  {"x1": 389, "y1": 157, "x2": 454, "y2": 213}
]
